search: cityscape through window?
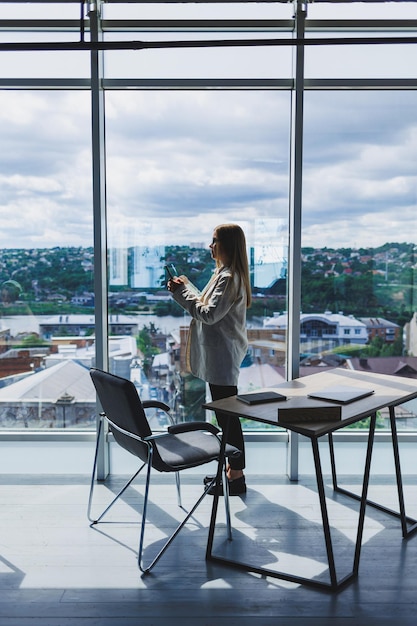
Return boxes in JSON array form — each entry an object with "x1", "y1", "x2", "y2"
[{"x1": 0, "y1": 2, "x2": 416, "y2": 439}]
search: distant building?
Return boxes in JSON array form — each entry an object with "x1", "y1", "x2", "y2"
[
  {"x1": 249, "y1": 239, "x2": 287, "y2": 289},
  {"x1": 0, "y1": 327, "x2": 11, "y2": 354},
  {"x1": 251, "y1": 217, "x2": 288, "y2": 289},
  {"x1": 44, "y1": 335, "x2": 138, "y2": 378},
  {"x1": 358, "y1": 317, "x2": 400, "y2": 343},
  {"x1": 239, "y1": 362, "x2": 284, "y2": 390},
  {"x1": 247, "y1": 327, "x2": 286, "y2": 368},
  {"x1": 130, "y1": 245, "x2": 166, "y2": 289},
  {"x1": 348, "y1": 355, "x2": 417, "y2": 378},
  {"x1": 0, "y1": 348, "x2": 47, "y2": 380},
  {"x1": 108, "y1": 245, "x2": 166, "y2": 289},
  {"x1": 264, "y1": 311, "x2": 368, "y2": 349},
  {"x1": 39, "y1": 314, "x2": 138, "y2": 339},
  {"x1": 405, "y1": 312, "x2": 417, "y2": 356},
  {"x1": 0, "y1": 334, "x2": 139, "y2": 388},
  {"x1": 109, "y1": 246, "x2": 128, "y2": 287},
  {"x1": 71, "y1": 293, "x2": 94, "y2": 306},
  {"x1": 0, "y1": 360, "x2": 96, "y2": 429}
]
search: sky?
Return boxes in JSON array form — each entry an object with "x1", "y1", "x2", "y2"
[{"x1": 0, "y1": 2, "x2": 416, "y2": 253}]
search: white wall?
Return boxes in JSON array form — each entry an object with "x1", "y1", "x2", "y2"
[{"x1": 0, "y1": 438, "x2": 416, "y2": 477}]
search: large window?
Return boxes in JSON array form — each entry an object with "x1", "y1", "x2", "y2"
[
  {"x1": 301, "y1": 92, "x2": 417, "y2": 430},
  {"x1": 0, "y1": 0, "x2": 417, "y2": 441},
  {"x1": 0, "y1": 90, "x2": 95, "y2": 430},
  {"x1": 105, "y1": 89, "x2": 290, "y2": 426}
]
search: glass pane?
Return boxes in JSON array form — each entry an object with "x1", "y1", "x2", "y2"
[
  {"x1": 104, "y1": 31, "x2": 292, "y2": 79},
  {"x1": 305, "y1": 2, "x2": 417, "y2": 79},
  {"x1": 301, "y1": 90, "x2": 417, "y2": 430},
  {"x1": 0, "y1": 3, "x2": 80, "y2": 20},
  {"x1": 305, "y1": 36, "x2": 417, "y2": 80},
  {"x1": 0, "y1": 90, "x2": 95, "y2": 430},
  {"x1": 307, "y1": 1, "x2": 417, "y2": 20},
  {"x1": 105, "y1": 89, "x2": 290, "y2": 429},
  {"x1": 102, "y1": 2, "x2": 294, "y2": 20},
  {"x1": 0, "y1": 33, "x2": 90, "y2": 79}
]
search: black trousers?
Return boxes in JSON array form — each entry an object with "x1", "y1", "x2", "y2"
[{"x1": 209, "y1": 383, "x2": 245, "y2": 471}]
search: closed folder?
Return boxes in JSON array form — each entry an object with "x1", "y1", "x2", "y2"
[
  {"x1": 307, "y1": 385, "x2": 374, "y2": 404},
  {"x1": 237, "y1": 391, "x2": 287, "y2": 405}
]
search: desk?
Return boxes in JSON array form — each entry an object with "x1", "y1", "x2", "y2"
[{"x1": 204, "y1": 368, "x2": 417, "y2": 591}]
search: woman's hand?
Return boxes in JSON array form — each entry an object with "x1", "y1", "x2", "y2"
[{"x1": 167, "y1": 276, "x2": 184, "y2": 293}]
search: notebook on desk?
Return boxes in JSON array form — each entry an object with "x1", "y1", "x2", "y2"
[
  {"x1": 237, "y1": 391, "x2": 287, "y2": 405},
  {"x1": 307, "y1": 385, "x2": 374, "y2": 405}
]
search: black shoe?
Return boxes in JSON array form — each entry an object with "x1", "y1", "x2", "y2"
[
  {"x1": 207, "y1": 476, "x2": 246, "y2": 496},
  {"x1": 203, "y1": 475, "x2": 216, "y2": 485}
]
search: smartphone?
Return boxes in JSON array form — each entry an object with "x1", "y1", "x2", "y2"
[{"x1": 164, "y1": 264, "x2": 177, "y2": 282}]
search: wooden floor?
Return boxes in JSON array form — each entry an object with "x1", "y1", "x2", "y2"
[{"x1": 1, "y1": 472, "x2": 417, "y2": 625}]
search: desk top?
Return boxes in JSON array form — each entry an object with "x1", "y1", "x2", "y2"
[{"x1": 203, "y1": 368, "x2": 417, "y2": 438}]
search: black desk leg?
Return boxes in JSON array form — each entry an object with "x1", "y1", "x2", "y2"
[
  {"x1": 312, "y1": 411, "x2": 375, "y2": 589},
  {"x1": 353, "y1": 411, "x2": 376, "y2": 574},
  {"x1": 389, "y1": 406, "x2": 417, "y2": 538},
  {"x1": 208, "y1": 425, "x2": 373, "y2": 590},
  {"x1": 206, "y1": 413, "x2": 230, "y2": 560},
  {"x1": 311, "y1": 437, "x2": 338, "y2": 588},
  {"x1": 321, "y1": 413, "x2": 376, "y2": 586},
  {"x1": 330, "y1": 409, "x2": 417, "y2": 538}
]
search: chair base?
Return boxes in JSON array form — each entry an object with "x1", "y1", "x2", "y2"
[{"x1": 88, "y1": 417, "x2": 232, "y2": 573}]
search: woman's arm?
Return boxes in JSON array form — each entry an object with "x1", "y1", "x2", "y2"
[{"x1": 172, "y1": 270, "x2": 238, "y2": 325}]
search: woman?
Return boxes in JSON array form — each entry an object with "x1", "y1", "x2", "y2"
[{"x1": 167, "y1": 223, "x2": 251, "y2": 495}]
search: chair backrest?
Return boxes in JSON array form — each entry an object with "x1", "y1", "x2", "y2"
[{"x1": 90, "y1": 368, "x2": 152, "y2": 462}]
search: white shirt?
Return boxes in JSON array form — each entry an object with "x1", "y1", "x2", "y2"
[{"x1": 172, "y1": 266, "x2": 248, "y2": 386}]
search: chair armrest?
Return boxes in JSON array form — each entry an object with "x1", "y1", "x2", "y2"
[
  {"x1": 168, "y1": 421, "x2": 220, "y2": 436},
  {"x1": 142, "y1": 400, "x2": 171, "y2": 412},
  {"x1": 143, "y1": 432, "x2": 172, "y2": 442}
]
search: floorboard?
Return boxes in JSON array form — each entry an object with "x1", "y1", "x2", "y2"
[{"x1": 1, "y1": 474, "x2": 417, "y2": 625}]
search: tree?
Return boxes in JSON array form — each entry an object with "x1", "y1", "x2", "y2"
[{"x1": 137, "y1": 324, "x2": 160, "y2": 377}]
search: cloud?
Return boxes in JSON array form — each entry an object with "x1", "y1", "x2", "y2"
[
  {"x1": 0, "y1": 86, "x2": 416, "y2": 250},
  {"x1": 103, "y1": 90, "x2": 290, "y2": 246},
  {"x1": 300, "y1": 91, "x2": 417, "y2": 247}
]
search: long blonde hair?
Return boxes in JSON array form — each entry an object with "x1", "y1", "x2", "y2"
[{"x1": 214, "y1": 223, "x2": 252, "y2": 308}]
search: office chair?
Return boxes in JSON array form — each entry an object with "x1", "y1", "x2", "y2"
[{"x1": 88, "y1": 367, "x2": 241, "y2": 573}]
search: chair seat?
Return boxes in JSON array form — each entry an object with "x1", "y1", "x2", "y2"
[{"x1": 154, "y1": 430, "x2": 240, "y2": 471}]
